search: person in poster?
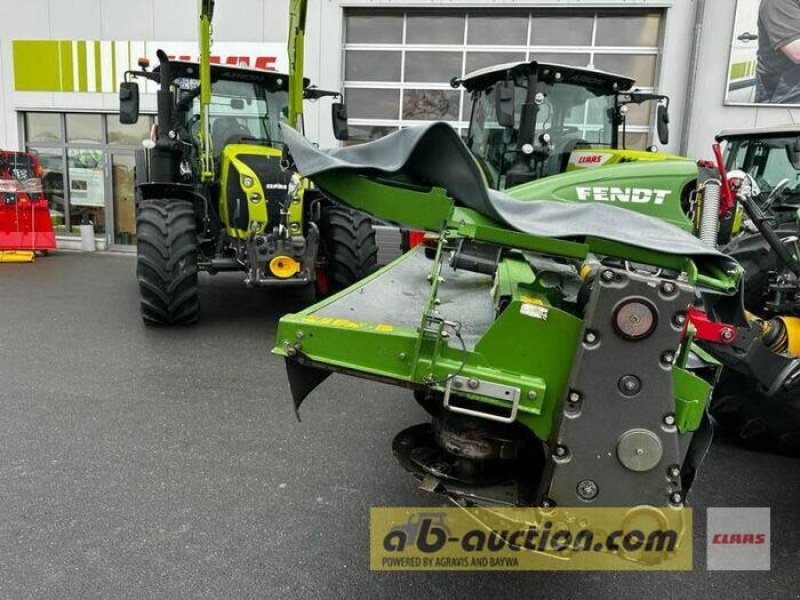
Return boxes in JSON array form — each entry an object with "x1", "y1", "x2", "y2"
[{"x1": 756, "y1": 0, "x2": 800, "y2": 103}]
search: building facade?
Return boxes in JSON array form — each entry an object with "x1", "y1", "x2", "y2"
[{"x1": 0, "y1": 0, "x2": 798, "y2": 249}]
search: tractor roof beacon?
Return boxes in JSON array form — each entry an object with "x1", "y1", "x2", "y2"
[
  {"x1": 455, "y1": 60, "x2": 672, "y2": 190},
  {"x1": 117, "y1": 0, "x2": 377, "y2": 325}
]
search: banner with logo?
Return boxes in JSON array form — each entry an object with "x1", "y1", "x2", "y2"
[
  {"x1": 12, "y1": 40, "x2": 288, "y2": 94},
  {"x1": 371, "y1": 506, "x2": 693, "y2": 571}
]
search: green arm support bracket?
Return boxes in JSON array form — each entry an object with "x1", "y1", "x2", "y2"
[
  {"x1": 287, "y1": 0, "x2": 307, "y2": 129},
  {"x1": 199, "y1": 0, "x2": 215, "y2": 182}
]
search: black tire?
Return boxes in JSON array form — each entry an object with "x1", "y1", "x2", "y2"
[
  {"x1": 319, "y1": 205, "x2": 378, "y2": 292},
  {"x1": 710, "y1": 370, "x2": 800, "y2": 455},
  {"x1": 136, "y1": 199, "x2": 200, "y2": 325}
]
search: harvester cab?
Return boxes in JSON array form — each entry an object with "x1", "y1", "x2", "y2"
[
  {"x1": 117, "y1": 0, "x2": 376, "y2": 325},
  {"x1": 454, "y1": 60, "x2": 671, "y2": 190}
]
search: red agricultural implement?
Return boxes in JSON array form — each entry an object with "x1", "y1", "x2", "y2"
[{"x1": 0, "y1": 151, "x2": 56, "y2": 262}]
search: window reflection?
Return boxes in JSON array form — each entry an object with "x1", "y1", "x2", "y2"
[
  {"x1": 27, "y1": 148, "x2": 66, "y2": 231},
  {"x1": 67, "y1": 149, "x2": 106, "y2": 234},
  {"x1": 403, "y1": 90, "x2": 460, "y2": 121}
]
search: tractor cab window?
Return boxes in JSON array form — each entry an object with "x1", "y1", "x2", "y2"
[
  {"x1": 180, "y1": 78, "x2": 289, "y2": 153},
  {"x1": 727, "y1": 137, "x2": 800, "y2": 210},
  {"x1": 466, "y1": 77, "x2": 616, "y2": 188}
]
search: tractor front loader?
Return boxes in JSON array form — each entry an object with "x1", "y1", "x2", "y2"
[
  {"x1": 118, "y1": 0, "x2": 376, "y2": 325},
  {"x1": 273, "y1": 122, "x2": 743, "y2": 509}
]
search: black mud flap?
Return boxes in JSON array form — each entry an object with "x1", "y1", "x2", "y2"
[{"x1": 286, "y1": 358, "x2": 332, "y2": 420}]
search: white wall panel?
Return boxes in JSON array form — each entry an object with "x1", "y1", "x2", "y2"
[
  {"x1": 49, "y1": 0, "x2": 102, "y2": 39},
  {"x1": 213, "y1": 0, "x2": 266, "y2": 42},
  {"x1": 0, "y1": 0, "x2": 51, "y2": 37},
  {"x1": 154, "y1": 0, "x2": 197, "y2": 41},
  {"x1": 100, "y1": 0, "x2": 155, "y2": 40}
]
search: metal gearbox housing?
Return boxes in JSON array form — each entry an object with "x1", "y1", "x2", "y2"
[{"x1": 541, "y1": 266, "x2": 695, "y2": 507}]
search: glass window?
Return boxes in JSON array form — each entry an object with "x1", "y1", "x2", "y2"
[
  {"x1": 345, "y1": 88, "x2": 401, "y2": 120},
  {"x1": 67, "y1": 148, "x2": 106, "y2": 234},
  {"x1": 111, "y1": 154, "x2": 137, "y2": 245},
  {"x1": 530, "y1": 15, "x2": 593, "y2": 46},
  {"x1": 403, "y1": 89, "x2": 460, "y2": 121},
  {"x1": 107, "y1": 115, "x2": 153, "y2": 146},
  {"x1": 342, "y1": 8, "x2": 665, "y2": 152},
  {"x1": 344, "y1": 125, "x2": 399, "y2": 146},
  {"x1": 192, "y1": 80, "x2": 288, "y2": 149},
  {"x1": 594, "y1": 54, "x2": 657, "y2": 87},
  {"x1": 467, "y1": 14, "x2": 528, "y2": 46},
  {"x1": 66, "y1": 113, "x2": 103, "y2": 144},
  {"x1": 532, "y1": 53, "x2": 591, "y2": 68},
  {"x1": 622, "y1": 132, "x2": 649, "y2": 151},
  {"x1": 345, "y1": 51, "x2": 402, "y2": 82},
  {"x1": 25, "y1": 113, "x2": 62, "y2": 144},
  {"x1": 596, "y1": 14, "x2": 661, "y2": 47},
  {"x1": 404, "y1": 52, "x2": 463, "y2": 83},
  {"x1": 466, "y1": 52, "x2": 526, "y2": 74},
  {"x1": 345, "y1": 12, "x2": 403, "y2": 44},
  {"x1": 407, "y1": 13, "x2": 464, "y2": 44},
  {"x1": 27, "y1": 147, "x2": 66, "y2": 231},
  {"x1": 621, "y1": 101, "x2": 653, "y2": 127}
]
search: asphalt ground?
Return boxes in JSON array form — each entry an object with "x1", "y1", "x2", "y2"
[{"x1": 0, "y1": 251, "x2": 798, "y2": 599}]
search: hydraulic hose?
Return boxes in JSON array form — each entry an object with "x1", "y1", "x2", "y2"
[{"x1": 739, "y1": 192, "x2": 800, "y2": 278}]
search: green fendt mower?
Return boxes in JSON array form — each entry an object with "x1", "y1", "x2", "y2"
[
  {"x1": 273, "y1": 122, "x2": 749, "y2": 508},
  {"x1": 117, "y1": 0, "x2": 376, "y2": 325}
]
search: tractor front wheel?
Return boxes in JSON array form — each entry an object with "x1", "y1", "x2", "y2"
[
  {"x1": 319, "y1": 205, "x2": 378, "y2": 293},
  {"x1": 136, "y1": 199, "x2": 200, "y2": 325}
]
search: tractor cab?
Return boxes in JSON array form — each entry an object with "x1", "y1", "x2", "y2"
[
  {"x1": 455, "y1": 60, "x2": 672, "y2": 190},
  {"x1": 718, "y1": 125, "x2": 800, "y2": 225}
]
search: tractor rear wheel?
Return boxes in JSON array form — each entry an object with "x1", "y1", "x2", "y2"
[
  {"x1": 319, "y1": 205, "x2": 378, "y2": 293},
  {"x1": 136, "y1": 199, "x2": 200, "y2": 325},
  {"x1": 710, "y1": 370, "x2": 800, "y2": 455}
]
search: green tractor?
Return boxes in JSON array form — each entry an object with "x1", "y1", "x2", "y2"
[
  {"x1": 117, "y1": 0, "x2": 376, "y2": 325},
  {"x1": 455, "y1": 60, "x2": 697, "y2": 232}
]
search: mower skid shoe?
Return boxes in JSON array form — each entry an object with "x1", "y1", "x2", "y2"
[
  {"x1": 540, "y1": 266, "x2": 694, "y2": 507},
  {"x1": 286, "y1": 357, "x2": 332, "y2": 420}
]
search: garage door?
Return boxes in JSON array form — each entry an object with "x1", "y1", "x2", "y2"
[{"x1": 343, "y1": 9, "x2": 663, "y2": 149}]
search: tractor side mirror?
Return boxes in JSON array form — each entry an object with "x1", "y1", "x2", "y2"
[
  {"x1": 119, "y1": 81, "x2": 140, "y2": 124},
  {"x1": 332, "y1": 102, "x2": 349, "y2": 141},
  {"x1": 657, "y1": 103, "x2": 670, "y2": 146},
  {"x1": 495, "y1": 80, "x2": 515, "y2": 129}
]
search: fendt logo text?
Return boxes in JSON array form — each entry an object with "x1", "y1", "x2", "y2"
[{"x1": 575, "y1": 186, "x2": 672, "y2": 205}]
